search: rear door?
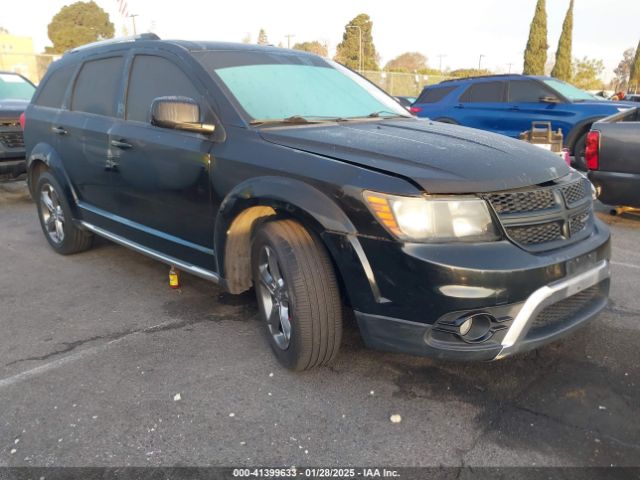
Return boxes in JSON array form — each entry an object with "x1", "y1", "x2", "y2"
[
  {"x1": 506, "y1": 79, "x2": 574, "y2": 137},
  {"x1": 55, "y1": 55, "x2": 125, "y2": 217},
  {"x1": 456, "y1": 80, "x2": 510, "y2": 135},
  {"x1": 107, "y1": 53, "x2": 216, "y2": 266}
]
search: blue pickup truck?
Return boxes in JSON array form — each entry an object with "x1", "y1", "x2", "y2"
[{"x1": 411, "y1": 74, "x2": 633, "y2": 168}]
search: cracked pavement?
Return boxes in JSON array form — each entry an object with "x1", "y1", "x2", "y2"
[{"x1": 0, "y1": 180, "x2": 639, "y2": 467}]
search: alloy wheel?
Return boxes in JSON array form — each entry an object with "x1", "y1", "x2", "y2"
[
  {"x1": 257, "y1": 245, "x2": 292, "y2": 350},
  {"x1": 40, "y1": 183, "x2": 65, "y2": 244}
]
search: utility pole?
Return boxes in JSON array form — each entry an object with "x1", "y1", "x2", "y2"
[
  {"x1": 506, "y1": 62, "x2": 513, "y2": 73},
  {"x1": 284, "y1": 34, "x2": 295, "y2": 49},
  {"x1": 437, "y1": 54, "x2": 447, "y2": 73},
  {"x1": 478, "y1": 54, "x2": 485, "y2": 70},
  {"x1": 347, "y1": 25, "x2": 363, "y2": 73},
  {"x1": 128, "y1": 14, "x2": 139, "y2": 35}
]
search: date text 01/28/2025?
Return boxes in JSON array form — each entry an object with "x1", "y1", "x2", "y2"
[{"x1": 232, "y1": 468, "x2": 400, "y2": 477}]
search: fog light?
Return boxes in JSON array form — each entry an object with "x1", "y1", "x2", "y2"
[
  {"x1": 459, "y1": 313, "x2": 494, "y2": 342},
  {"x1": 459, "y1": 318, "x2": 472, "y2": 336}
]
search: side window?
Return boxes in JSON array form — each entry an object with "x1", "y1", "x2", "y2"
[
  {"x1": 34, "y1": 65, "x2": 75, "y2": 108},
  {"x1": 460, "y1": 81, "x2": 506, "y2": 103},
  {"x1": 415, "y1": 86, "x2": 456, "y2": 104},
  {"x1": 508, "y1": 80, "x2": 552, "y2": 103},
  {"x1": 126, "y1": 55, "x2": 202, "y2": 123},
  {"x1": 71, "y1": 56, "x2": 124, "y2": 116}
]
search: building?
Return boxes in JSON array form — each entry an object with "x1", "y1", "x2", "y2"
[{"x1": 0, "y1": 33, "x2": 58, "y2": 84}]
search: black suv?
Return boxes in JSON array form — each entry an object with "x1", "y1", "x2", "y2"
[
  {"x1": 0, "y1": 71, "x2": 35, "y2": 177},
  {"x1": 24, "y1": 35, "x2": 611, "y2": 370}
]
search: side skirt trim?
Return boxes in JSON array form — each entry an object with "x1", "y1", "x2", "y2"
[{"x1": 79, "y1": 221, "x2": 221, "y2": 284}]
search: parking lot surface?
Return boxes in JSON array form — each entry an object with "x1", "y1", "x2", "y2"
[{"x1": 1, "y1": 180, "x2": 639, "y2": 467}]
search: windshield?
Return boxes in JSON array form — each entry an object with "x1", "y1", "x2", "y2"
[
  {"x1": 0, "y1": 73, "x2": 35, "y2": 101},
  {"x1": 542, "y1": 78, "x2": 599, "y2": 102},
  {"x1": 194, "y1": 50, "x2": 409, "y2": 122}
]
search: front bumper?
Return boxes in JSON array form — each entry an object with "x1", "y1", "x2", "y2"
[
  {"x1": 322, "y1": 215, "x2": 611, "y2": 361},
  {"x1": 356, "y1": 259, "x2": 610, "y2": 361}
]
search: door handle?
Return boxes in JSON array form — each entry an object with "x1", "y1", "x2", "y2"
[
  {"x1": 51, "y1": 126, "x2": 67, "y2": 135},
  {"x1": 110, "y1": 139, "x2": 133, "y2": 149},
  {"x1": 509, "y1": 106, "x2": 520, "y2": 111},
  {"x1": 454, "y1": 104, "x2": 464, "y2": 109}
]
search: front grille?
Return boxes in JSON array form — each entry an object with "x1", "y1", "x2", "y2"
[
  {"x1": 569, "y1": 211, "x2": 590, "y2": 236},
  {"x1": 0, "y1": 131, "x2": 24, "y2": 149},
  {"x1": 507, "y1": 221, "x2": 563, "y2": 245},
  {"x1": 527, "y1": 284, "x2": 602, "y2": 337},
  {"x1": 486, "y1": 189, "x2": 555, "y2": 214},
  {"x1": 562, "y1": 181, "x2": 586, "y2": 206},
  {"x1": 484, "y1": 174, "x2": 592, "y2": 252}
]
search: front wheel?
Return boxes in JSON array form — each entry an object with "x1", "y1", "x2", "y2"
[{"x1": 251, "y1": 219, "x2": 342, "y2": 371}]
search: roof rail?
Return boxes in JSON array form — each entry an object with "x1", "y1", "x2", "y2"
[
  {"x1": 440, "y1": 73, "x2": 522, "y2": 83},
  {"x1": 67, "y1": 33, "x2": 160, "y2": 54}
]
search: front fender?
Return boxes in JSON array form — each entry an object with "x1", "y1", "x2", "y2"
[{"x1": 214, "y1": 176, "x2": 359, "y2": 281}]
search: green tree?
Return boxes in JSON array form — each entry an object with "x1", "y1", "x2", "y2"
[
  {"x1": 629, "y1": 40, "x2": 640, "y2": 92},
  {"x1": 571, "y1": 57, "x2": 604, "y2": 90},
  {"x1": 523, "y1": 0, "x2": 548, "y2": 75},
  {"x1": 257, "y1": 29, "x2": 269, "y2": 45},
  {"x1": 551, "y1": 0, "x2": 573, "y2": 81},
  {"x1": 292, "y1": 41, "x2": 328, "y2": 57},
  {"x1": 334, "y1": 14, "x2": 379, "y2": 71},
  {"x1": 46, "y1": 1, "x2": 114, "y2": 54},
  {"x1": 384, "y1": 52, "x2": 428, "y2": 72},
  {"x1": 613, "y1": 47, "x2": 635, "y2": 90}
]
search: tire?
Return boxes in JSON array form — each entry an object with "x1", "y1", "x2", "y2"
[
  {"x1": 434, "y1": 118, "x2": 459, "y2": 125},
  {"x1": 251, "y1": 219, "x2": 342, "y2": 371},
  {"x1": 35, "y1": 171, "x2": 93, "y2": 255},
  {"x1": 572, "y1": 132, "x2": 588, "y2": 171}
]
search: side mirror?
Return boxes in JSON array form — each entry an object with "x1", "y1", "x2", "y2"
[
  {"x1": 150, "y1": 96, "x2": 215, "y2": 134},
  {"x1": 540, "y1": 95, "x2": 561, "y2": 104}
]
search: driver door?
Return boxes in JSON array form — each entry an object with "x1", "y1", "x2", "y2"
[{"x1": 107, "y1": 53, "x2": 216, "y2": 268}]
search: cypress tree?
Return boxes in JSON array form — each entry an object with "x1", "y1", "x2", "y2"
[
  {"x1": 551, "y1": 0, "x2": 574, "y2": 81},
  {"x1": 629, "y1": 40, "x2": 640, "y2": 92},
  {"x1": 523, "y1": 0, "x2": 548, "y2": 75}
]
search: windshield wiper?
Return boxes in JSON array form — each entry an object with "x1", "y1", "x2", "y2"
[
  {"x1": 250, "y1": 115, "x2": 348, "y2": 126},
  {"x1": 366, "y1": 110, "x2": 410, "y2": 118}
]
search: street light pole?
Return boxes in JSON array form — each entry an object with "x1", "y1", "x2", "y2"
[
  {"x1": 478, "y1": 54, "x2": 485, "y2": 70},
  {"x1": 347, "y1": 25, "x2": 362, "y2": 73},
  {"x1": 285, "y1": 34, "x2": 295, "y2": 49},
  {"x1": 128, "y1": 14, "x2": 139, "y2": 35},
  {"x1": 437, "y1": 54, "x2": 447, "y2": 73}
]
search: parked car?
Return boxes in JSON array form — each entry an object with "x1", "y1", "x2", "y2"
[
  {"x1": 0, "y1": 71, "x2": 36, "y2": 177},
  {"x1": 394, "y1": 95, "x2": 416, "y2": 110},
  {"x1": 587, "y1": 107, "x2": 640, "y2": 208},
  {"x1": 411, "y1": 74, "x2": 633, "y2": 169},
  {"x1": 623, "y1": 93, "x2": 640, "y2": 103},
  {"x1": 24, "y1": 36, "x2": 611, "y2": 370}
]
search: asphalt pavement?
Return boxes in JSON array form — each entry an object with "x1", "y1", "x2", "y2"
[{"x1": 0, "y1": 180, "x2": 638, "y2": 468}]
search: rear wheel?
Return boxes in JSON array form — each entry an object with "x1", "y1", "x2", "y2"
[
  {"x1": 251, "y1": 219, "x2": 342, "y2": 371},
  {"x1": 35, "y1": 171, "x2": 93, "y2": 255},
  {"x1": 572, "y1": 132, "x2": 588, "y2": 170}
]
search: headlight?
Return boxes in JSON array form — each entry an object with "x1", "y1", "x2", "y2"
[{"x1": 364, "y1": 191, "x2": 499, "y2": 242}]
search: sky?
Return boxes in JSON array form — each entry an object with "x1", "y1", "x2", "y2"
[{"x1": 2, "y1": 0, "x2": 638, "y2": 80}]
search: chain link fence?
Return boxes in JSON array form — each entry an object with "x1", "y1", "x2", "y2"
[
  {"x1": 361, "y1": 71, "x2": 452, "y2": 97},
  {"x1": 0, "y1": 53, "x2": 61, "y2": 84}
]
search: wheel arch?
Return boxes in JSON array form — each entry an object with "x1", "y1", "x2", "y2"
[
  {"x1": 566, "y1": 116, "x2": 604, "y2": 152},
  {"x1": 215, "y1": 177, "x2": 357, "y2": 294},
  {"x1": 26, "y1": 143, "x2": 79, "y2": 215}
]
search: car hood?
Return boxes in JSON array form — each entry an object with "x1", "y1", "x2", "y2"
[
  {"x1": 260, "y1": 118, "x2": 570, "y2": 193},
  {"x1": 0, "y1": 99, "x2": 29, "y2": 119},
  {"x1": 573, "y1": 100, "x2": 635, "y2": 109}
]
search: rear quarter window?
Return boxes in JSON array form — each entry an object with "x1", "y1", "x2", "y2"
[
  {"x1": 34, "y1": 65, "x2": 75, "y2": 108},
  {"x1": 459, "y1": 81, "x2": 506, "y2": 103},
  {"x1": 71, "y1": 56, "x2": 124, "y2": 117},
  {"x1": 415, "y1": 86, "x2": 456, "y2": 104}
]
